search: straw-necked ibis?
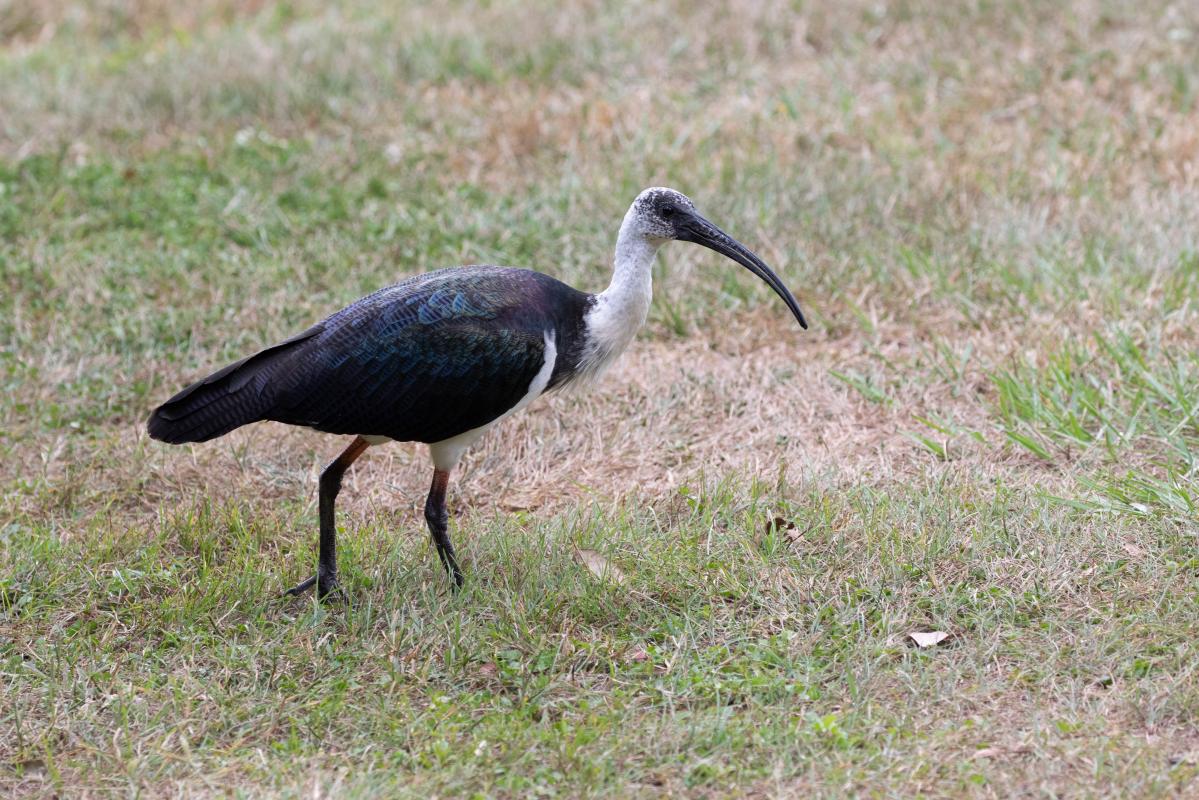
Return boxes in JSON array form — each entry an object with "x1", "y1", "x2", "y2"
[{"x1": 148, "y1": 188, "x2": 808, "y2": 600}]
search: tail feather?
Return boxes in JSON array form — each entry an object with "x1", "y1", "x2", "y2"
[{"x1": 147, "y1": 325, "x2": 322, "y2": 444}]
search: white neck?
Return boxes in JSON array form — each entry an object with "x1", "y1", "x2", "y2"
[{"x1": 576, "y1": 209, "x2": 662, "y2": 382}]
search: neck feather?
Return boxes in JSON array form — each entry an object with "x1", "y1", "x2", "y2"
[{"x1": 576, "y1": 215, "x2": 661, "y2": 382}]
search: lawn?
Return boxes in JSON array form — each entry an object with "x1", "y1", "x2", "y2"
[{"x1": 3, "y1": 0, "x2": 1199, "y2": 796}]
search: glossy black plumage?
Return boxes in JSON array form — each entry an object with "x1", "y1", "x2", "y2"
[{"x1": 148, "y1": 266, "x2": 593, "y2": 445}]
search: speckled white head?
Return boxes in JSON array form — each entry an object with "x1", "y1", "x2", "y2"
[{"x1": 624, "y1": 187, "x2": 699, "y2": 241}]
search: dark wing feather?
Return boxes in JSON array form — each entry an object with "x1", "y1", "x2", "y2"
[
  {"x1": 148, "y1": 266, "x2": 591, "y2": 445},
  {"x1": 262, "y1": 268, "x2": 555, "y2": 443},
  {"x1": 147, "y1": 326, "x2": 324, "y2": 443}
]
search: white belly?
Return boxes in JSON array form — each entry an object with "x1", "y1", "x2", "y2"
[{"x1": 428, "y1": 329, "x2": 558, "y2": 471}]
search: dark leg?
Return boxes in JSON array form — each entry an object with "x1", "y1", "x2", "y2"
[
  {"x1": 284, "y1": 436, "x2": 371, "y2": 601},
  {"x1": 424, "y1": 468, "x2": 463, "y2": 588}
]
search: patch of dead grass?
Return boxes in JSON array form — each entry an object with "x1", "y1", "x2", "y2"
[
  {"x1": 0, "y1": 0, "x2": 274, "y2": 49},
  {"x1": 3, "y1": 303, "x2": 1102, "y2": 537}
]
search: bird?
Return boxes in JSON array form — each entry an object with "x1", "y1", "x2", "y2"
[{"x1": 147, "y1": 187, "x2": 808, "y2": 601}]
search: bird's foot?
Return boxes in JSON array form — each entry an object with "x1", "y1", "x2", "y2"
[
  {"x1": 282, "y1": 573, "x2": 347, "y2": 604},
  {"x1": 436, "y1": 550, "x2": 464, "y2": 592}
]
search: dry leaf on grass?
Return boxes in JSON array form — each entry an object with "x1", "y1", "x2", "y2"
[
  {"x1": 759, "y1": 516, "x2": 805, "y2": 553},
  {"x1": 574, "y1": 548, "x2": 626, "y2": 584},
  {"x1": 764, "y1": 516, "x2": 798, "y2": 537},
  {"x1": 970, "y1": 747, "x2": 1003, "y2": 760},
  {"x1": 971, "y1": 745, "x2": 1032, "y2": 760},
  {"x1": 908, "y1": 631, "x2": 950, "y2": 648},
  {"x1": 499, "y1": 494, "x2": 540, "y2": 512}
]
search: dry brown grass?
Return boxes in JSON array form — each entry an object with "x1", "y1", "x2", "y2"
[
  {"x1": 1, "y1": 0, "x2": 273, "y2": 47},
  {"x1": 1, "y1": 299, "x2": 1101, "y2": 549}
]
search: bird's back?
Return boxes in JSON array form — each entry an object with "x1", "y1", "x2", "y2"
[{"x1": 148, "y1": 266, "x2": 594, "y2": 445}]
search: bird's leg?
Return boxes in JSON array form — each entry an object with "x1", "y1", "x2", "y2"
[
  {"x1": 284, "y1": 436, "x2": 371, "y2": 602},
  {"x1": 424, "y1": 468, "x2": 463, "y2": 588}
]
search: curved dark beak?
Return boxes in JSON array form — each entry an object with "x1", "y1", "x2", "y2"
[{"x1": 676, "y1": 212, "x2": 808, "y2": 330}]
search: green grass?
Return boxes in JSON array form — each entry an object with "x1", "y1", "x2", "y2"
[
  {"x1": 8, "y1": 481, "x2": 1196, "y2": 796},
  {"x1": 4, "y1": 0, "x2": 1199, "y2": 796}
]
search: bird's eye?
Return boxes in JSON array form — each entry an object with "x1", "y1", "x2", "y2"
[{"x1": 661, "y1": 206, "x2": 676, "y2": 218}]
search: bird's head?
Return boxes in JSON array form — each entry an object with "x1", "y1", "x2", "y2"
[{"x1": 627, "y1": 187, "x2": 808, "y2": 330}]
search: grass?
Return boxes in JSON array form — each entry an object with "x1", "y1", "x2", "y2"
[{"x1": 3, "y1": 0, "x2": 1199, "y2": 796}]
